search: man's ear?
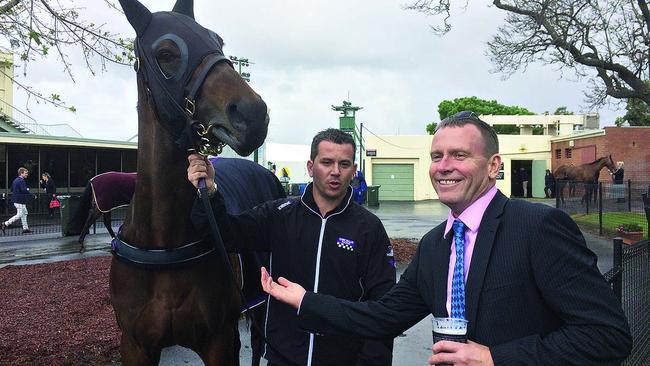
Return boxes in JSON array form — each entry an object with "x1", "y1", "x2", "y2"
[
  {"x1": 307, "y1": 160, "x2": 314, "y2": 177},
  {"x1": 487, "y1": 154, "x2": 502, "y2": 179}
]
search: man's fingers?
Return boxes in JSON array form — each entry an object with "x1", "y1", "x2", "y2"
[
  {"x1": 277, "y1": 276, "x2": 293, "y2": 287},
  {"x1": 432, "y1": 340, "x2": 462, "y2": 353}
]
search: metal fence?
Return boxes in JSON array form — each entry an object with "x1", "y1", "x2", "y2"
[
  {"x1": 0, "y1": 194, "x2": 127, "y2": 237},
  {"x1": 603, "y1": 238, "x2": 650, "y2": 366},
  {"x1": 556, "y1": 180, "x2": 649, "y2": 240}
]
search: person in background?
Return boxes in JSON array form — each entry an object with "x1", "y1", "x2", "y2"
[
  {"x1": 351, "y1": 170, "x2": 368, "y2": 205},
  {"x1": 40, "y1": 172, "x2": 57, "y2": 217},
  {"x1": 261, "y1": 111, "x2": 632, "y2": 366},
  {"x1": 519, "y1": 167, "x2": 529, "y2": 198},
  {"x1": 544, "y1": 169, "x2": 555, "y2": 198},
  {"x1": 188, "y1": 128, "x2": 396, "y2": 366},
  {"x1": 2, "y1": 167, "x2": 32, "y2": 234},
  {"x1": 612, "y1": 162, "x2": 625, "y2": 203}
]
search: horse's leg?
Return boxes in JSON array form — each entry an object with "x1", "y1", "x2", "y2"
[
  {"x1": 103, "y1": 211, "x2": 116, "y2": 238},
  {"x1": 198, "y1": 326, "x2": 239, "y2": 366},
  {"x1": 119, "y1": 334, "x2": 161, "y2": 366},
  {"x1": 78, "y1": 208, "x2": 100, "y2": 252}
]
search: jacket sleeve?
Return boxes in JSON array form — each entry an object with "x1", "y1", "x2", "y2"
[
  {"x1": 357, "y1": 221, "x2": 397, "y2": 366},
  {"x1": 191, "y1": 190, "x2": 280, "y2": 252},
  {"x1": 489, "y1": 208, "x2": 632, "y2": 365},
  {"x1": 299, "y1": 238, "x2": 430, "y2": 340}
]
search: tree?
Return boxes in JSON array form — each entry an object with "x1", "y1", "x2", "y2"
[
  {"x1": 616, "y1": 98, "x2": 650, "y2": 126},
  {"x1": 426, "y1": 96, "x2": 534, "y2": 135},
  {"x1": 425, "y1": 121, "x2": 437, "y2": 134},
  {"x1": 405, "y1": 1, "x2": 650, "y2": 108},
  {"x1": 0, "y1": 0, "x2": 131, "y2": 110},
  {"x1": 553, "y1": 106, "x2": 574, "y2": 115}
]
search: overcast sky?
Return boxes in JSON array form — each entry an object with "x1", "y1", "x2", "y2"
[{"x1": 12, "y1": 0, "x2": 624, "y2": 144}]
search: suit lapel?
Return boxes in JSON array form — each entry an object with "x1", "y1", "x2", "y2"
[
  {"x1": 433, "y1": 232, "x2": 452, "y2": 317},
  {"x1": 464, "y1": 191, "x2": 508, "y2": 334}
]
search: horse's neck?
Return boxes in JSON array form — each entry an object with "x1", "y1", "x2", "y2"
[
  {"x1": 121, "y1": 93, "x2": 199, "y2": 248},
  {"x1": 593, "y1": 158, "x2": 608, "y2": 178}
]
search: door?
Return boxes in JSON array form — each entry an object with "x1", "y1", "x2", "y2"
[{"x1": 372, "y1": 164, "x2": 414, "y2": 201}]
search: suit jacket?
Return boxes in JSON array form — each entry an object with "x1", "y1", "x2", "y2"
[{"x1": 299, "y1": 190, "x2": 632, "y2": 365}]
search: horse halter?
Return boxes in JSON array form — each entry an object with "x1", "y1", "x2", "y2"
[{"x1": 133, "y1": 11, "x2": 233, "y2": 154}]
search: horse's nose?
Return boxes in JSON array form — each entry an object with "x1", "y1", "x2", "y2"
[{"x1": 227, "y1": 97, "x2": 268, "y2": 131}]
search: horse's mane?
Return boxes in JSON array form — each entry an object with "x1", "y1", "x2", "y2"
[{"x1": 588, "y1": 156, "x2": 607, "y2": 165}]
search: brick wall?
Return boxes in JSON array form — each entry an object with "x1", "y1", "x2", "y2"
[
  {"x1": 602, "y1": 127, "x2": 650, "y2": 182},
  {"x1": 551, "y1": 127, "x2": 650, "y2": 182}
]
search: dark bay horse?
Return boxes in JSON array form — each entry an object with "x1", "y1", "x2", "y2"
[
  {"x1": 70, "y1": 172, "x2": 136, "y2": 252},
  {"x1": 553, "y1": 155, "x2": 617, "y2": 204},
  {"x1": 111, "y1": 1, "x2": 269, "y2": 365}
]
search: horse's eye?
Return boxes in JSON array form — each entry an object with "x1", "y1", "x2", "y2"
[
  {"x1": 155, "y1": 47, "x2": 181, "y2": 79},
  {"x1": 156, "y1": 49, "x2": 174, "y2": 61}
]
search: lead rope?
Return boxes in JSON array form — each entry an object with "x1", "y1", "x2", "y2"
[{"x1": 197, "y1": 174, "x2": 301, "y2": 366}]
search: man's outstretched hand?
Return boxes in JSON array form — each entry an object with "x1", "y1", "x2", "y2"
[{"x1": 261, "y1": 267, "x2": 306, "y2": 309}]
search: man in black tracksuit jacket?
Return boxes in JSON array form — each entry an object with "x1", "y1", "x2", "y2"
[{"x1": 189, "y1": 129, "x2": 396, "y2": 366}]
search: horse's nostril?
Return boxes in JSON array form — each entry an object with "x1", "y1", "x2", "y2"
[{"x1": 227, "y1": 99, "x2": 268, "y2": 129}]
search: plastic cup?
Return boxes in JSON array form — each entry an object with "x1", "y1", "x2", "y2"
[{"x1": 431, "y1": 317, "x2": 468, "y2": 366}]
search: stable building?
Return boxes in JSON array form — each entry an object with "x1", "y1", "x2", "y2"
[{"x1": 362, "y1": 114, "x2": 601, "y2": 201}]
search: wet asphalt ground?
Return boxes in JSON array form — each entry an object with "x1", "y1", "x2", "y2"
[{"x1": 0, "y1": 199, "x2": 616, "y2": 365}]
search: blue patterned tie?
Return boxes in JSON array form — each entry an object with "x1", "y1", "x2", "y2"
[{"x1": 451, "y1": 219, "x2": 466, "y2": 319}]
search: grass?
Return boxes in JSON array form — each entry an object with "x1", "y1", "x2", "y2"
[{"x1": 571, "y1": 212, "x2": 648, "y2": 237}]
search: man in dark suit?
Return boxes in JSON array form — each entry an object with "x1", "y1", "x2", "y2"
[{"x1": 261, "y1": 111, "x2": 632, "y2": 365}]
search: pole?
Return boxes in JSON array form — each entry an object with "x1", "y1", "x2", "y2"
[
  {"x1": 599, "y1": 182, "x2": 603, "y2": 236},
  {"x1": 359, "y1": 122, "x2": 364, "y2": 174},
  {"x1": 612, "y1": 237, "x2": 623, "y2": 303}
]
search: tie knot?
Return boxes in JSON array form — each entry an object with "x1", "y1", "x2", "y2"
[{"x1": 452, "y1": 219, "x2": 465, "y2": 236}]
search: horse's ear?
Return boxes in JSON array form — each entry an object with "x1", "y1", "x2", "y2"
[
  {"x1": 172, "y1": 0, "x2": 195, "y2": 19},
  {"x1": 118, "y1": 0, "x2": 152, "y2": 36}
]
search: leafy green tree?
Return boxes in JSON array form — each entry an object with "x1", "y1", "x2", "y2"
[
  {"x1": 0, "y1": 0, "x2": 132, "y2": 110},
  {"x1": 616, "y1": 98, "x2": 650, "y2": 126},
  {"x1": 405, "y1": 1, "x2": 650, "y2": 108},
  {"x1": 425, "y1": 122, "x2": 437, "y2": 134},
  {"x1": 553, "y1": 106, "x2": 574, "y2": 115},
  {"x1": 426, "y1": 96, "x2": 534, "y2": 135}
]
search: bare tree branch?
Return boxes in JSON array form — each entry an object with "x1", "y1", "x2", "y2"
[
  {"x1": 404, "y1": 0, "x2": 650, "y2": 108},
  {"x1": 0, "y1": 0, "x2": 132, "y2": 109}
]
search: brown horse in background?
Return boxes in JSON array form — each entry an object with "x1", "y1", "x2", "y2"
[
  {"x1": 111, "y1": 1, "x2": 269, "y2": 365},
  {"x1": 553, "y1": 155, "x2": 617, "y2": 204}
]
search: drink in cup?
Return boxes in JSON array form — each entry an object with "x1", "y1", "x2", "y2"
[{"x1": 431, "y1": 317, "x2": 468, "y2": 366}]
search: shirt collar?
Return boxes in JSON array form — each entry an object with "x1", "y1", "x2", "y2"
[
  {"x1": 444, "y1": 185, "x2": 498, "y2": 238},
  {"x1": 301, "y1": 182, "x2": 353, "y2": 218}
]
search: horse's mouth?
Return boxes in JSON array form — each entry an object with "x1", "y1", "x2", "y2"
[
  {"x1": 209, "y1": 125, "x2": 237, "y2": 150},
  {"x1": 208, "y1": 117, "x2": 268, "y2": 156}
]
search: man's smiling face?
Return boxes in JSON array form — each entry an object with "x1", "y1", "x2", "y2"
[{"x1": 429, "y1": 124, "x2": 500, "y2": 216}]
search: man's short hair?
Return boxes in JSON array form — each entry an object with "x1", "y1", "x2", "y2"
[
  {"x1": 18, "y1": 167, "x2": 28, "y2": 175},
  {"x1": 436, "y1": 111, "x2": 499, "y2": 157},
  {"x1": 310, "y1": 128, "x2": 356, "y2": 161}
]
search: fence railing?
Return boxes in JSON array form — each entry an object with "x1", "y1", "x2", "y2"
[
  {"x1": 0, "y1": 194, "x2": 127, "y2": 237},
  {"x1": 556, "y1": 180, "x2": 649, "y2": 241},
  {"x1": 603, "y1": 238, "x2": 650, "y2": 366}
]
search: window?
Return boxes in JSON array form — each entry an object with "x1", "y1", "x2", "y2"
[
  {"x1": 555, "y1": 149, "x2": 561, "y2": 159},
  {"x1": 565, "y1": 148, "x2": 572, "y2": 158},
  {"x1": 122, "y1": 150, "x2": 137, "y2": 172},
  {"x1": 97, "y1": 150, "x2": 121, "y2": 174},
  {"x1": 41, "y1": 147, "x2": 69, "y2": 191},
  {"x1": 8, "y1": 144, "x2": 39, "y2": 189},
  {"x1": 69, "y1": 149, "x2": 96, "y2": 188}
]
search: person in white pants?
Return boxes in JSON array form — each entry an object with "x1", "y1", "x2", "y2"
[{"x1": 2, "y1": 167, "x2": 31, "y2": 234}]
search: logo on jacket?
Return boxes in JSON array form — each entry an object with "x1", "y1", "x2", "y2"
[{"x1": 336, "y1": 237, "x2": 356, "y2": 251}]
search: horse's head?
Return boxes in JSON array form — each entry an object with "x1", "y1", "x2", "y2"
[
  {"x1": 604, "y1": 154, "x2": 617, "y2": 174},
  {"x1": 119, "y1": 0, "x2": 268, "y2": 156}
]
